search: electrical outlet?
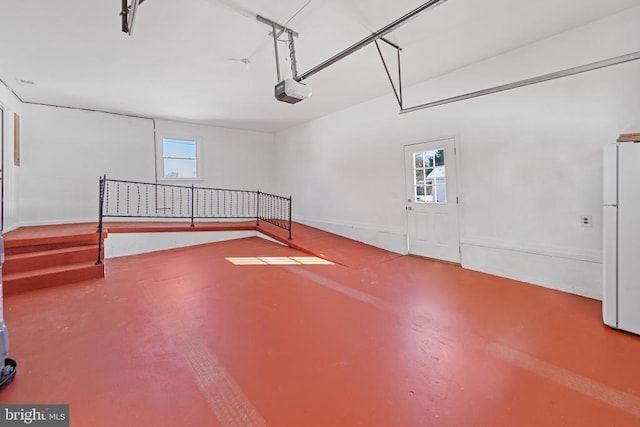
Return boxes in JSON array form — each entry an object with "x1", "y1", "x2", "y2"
[{"x1": 581, "y1": 215, "x2": 592, "y2": 227}]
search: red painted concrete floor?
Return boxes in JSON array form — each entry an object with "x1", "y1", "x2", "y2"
[{"x1": 1, "y1": 231, "x2": 640, "y2": 426}]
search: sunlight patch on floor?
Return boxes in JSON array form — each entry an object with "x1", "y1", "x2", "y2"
[{"x1": 225, "y1": 256, "x2": 334, "y2": 265}]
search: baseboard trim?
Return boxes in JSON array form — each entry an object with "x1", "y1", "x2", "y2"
[
  {"x1": 295, "y1": 217, "x2": 407, "y2": 254},
  {"x1": 295, "y1": 216, "x2": 405, "y2": 237},
  {"x1": 461, "y1": 237, "x2": 601, "y2": 264}
]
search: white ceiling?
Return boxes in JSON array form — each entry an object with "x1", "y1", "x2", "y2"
[{"x1": 1, "y1": 0, "x2": 639, "y2": 132}]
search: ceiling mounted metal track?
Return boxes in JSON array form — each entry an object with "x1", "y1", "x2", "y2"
[
  {"x1": 295, "y1": 0, "x2": 448, "y2": 82},
  {"x1": 400, "y1": 50, "x2": 640, "y2": 114},
  {"x1": 281, "y1": 0, "x2": 640, "y2": 114}
]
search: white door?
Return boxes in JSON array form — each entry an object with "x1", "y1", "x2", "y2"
[{"x1": 404, "y1": 139, "x2": 460, "y2": 262}]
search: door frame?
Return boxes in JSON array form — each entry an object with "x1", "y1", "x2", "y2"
[{"x1": 402, "y1": 136, "x2": 463, "y2": 259}]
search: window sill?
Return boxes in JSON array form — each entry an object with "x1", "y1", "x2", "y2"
[{"x1": 157, "y1": 178, "x2": 205, "y2": 182}]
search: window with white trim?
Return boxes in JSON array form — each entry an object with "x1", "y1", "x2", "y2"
[{"x1": 162, "y1": 138, "x2": 198, "y2": 179}]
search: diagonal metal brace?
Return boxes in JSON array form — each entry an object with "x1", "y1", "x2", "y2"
[{"x1": 374, "y1": 39, "x2": 403, "y2": 109}]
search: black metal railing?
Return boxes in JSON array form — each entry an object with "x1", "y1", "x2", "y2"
[{"x1": 96, "y1": 175, "x2": 292, "y2": 264}]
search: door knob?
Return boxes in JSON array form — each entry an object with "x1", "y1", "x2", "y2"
[{"x1": 406, "y1": 206, "x2": 413, "y2": 211}]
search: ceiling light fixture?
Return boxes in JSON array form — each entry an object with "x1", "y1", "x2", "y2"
[{"x1": 16, "y1": 78, "x2": 37, "y2": 87}]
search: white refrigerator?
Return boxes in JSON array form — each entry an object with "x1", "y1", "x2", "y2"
[{"x1": 603, "y1": 142, "x2": 640, "y2": 335}]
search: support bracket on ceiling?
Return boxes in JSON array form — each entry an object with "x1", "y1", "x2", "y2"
[
  {"x1": 256, "y1": 15, "x2": 300, "y2": 83},
  {"x1": 121, "y1": 0, "x2": 146, "y2": 36},
  {"x1": 256, "y1": 15, "x2": 299, "y2": 38}
]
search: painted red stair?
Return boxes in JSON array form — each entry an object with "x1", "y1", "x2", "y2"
[
  {"x1": 2, "y1": 225, "x2": 105, "y2": 295},
  {"x1": 4, "y1": 245, "x2": 98, "y2": 275},
  {"x1": 0, "y1": 221, "x2": 305, "y2": 295},
  {"x1": 3, "y1": 263, "x2": 104, "y2": 295}
]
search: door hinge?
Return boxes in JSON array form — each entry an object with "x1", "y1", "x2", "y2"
[
  {"x1": 459, "y1": 246, "x2": 462, "y2": 254},
  {"x1": 454, "y1": 147, "x2": 457, "y2": 155},
  {"x1": 456, "y1": 197, "x2": 459, "y2": 204}
]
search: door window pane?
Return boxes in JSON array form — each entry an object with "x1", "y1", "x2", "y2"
[
  {"x1": 425, "y1": 152, "x2": 434, "y2": 167},
  {"x1": 425, "y1": 168, "x2": 434, "y2": 185},
  {"x1": 435, "y1": 184, "x2": 447, "y2": 203},
  {"x1": 414, "y1": 152, "x2": 424, "y2": 168},
  {"x1": 425, "y1": 185, "x2": 434, "y2": 202}
]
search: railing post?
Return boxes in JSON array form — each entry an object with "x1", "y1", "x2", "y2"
[
  {"x1": 256, "y1": 190, "x2": 260, "y2": 226},
  {"x1": 190, "y1": 184, "x2": 195, "y2": 227},
  {"x1": 288, "y1": 195, "x2": 292, "y2": 240},
  {"x1": 96, "y1": 174, "x2": 106, "y2": 265}
]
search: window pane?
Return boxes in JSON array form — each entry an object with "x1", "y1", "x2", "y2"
[
  {"x1": 414, "y1": 152, "x2": 424, "y2": 168},
  {"x1": 164, "y1": 158, "x2": 197, "y2": 178},
  {"x1": 425, "y1": 185, "x2": 434, "y2": 202},
  {"x1": 425, "y1": 151, "x2": 435, "y2": 167},
  {"x1": 415, "y1": 169, "x2": 425, "y2": 184},
  {"x1": 164, "y1": 138, "x2": 196, "y2": 158},
  {"x1": 435, "y1": 149, "x2": 445, "y2": 166},
  {"x1": 425, "y1": 168, "x2": 434, "y2": 185},
  {"x1": 415, "y1": 186, "x2": 426, "y2": 203},
  {"x1": 435, "y1": 183, "x2": 447, "y2": 203}
]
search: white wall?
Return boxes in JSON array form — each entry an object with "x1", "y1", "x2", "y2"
[
  {"x1": 154, "y1": 120, "x2": 275, "y2": 192},
  {"x1": 105, "y1": 230, "x2": 257, "y2": 258},
  {"x1": 274, "y1": 7, "x2": 640, "y2": 299},
  {"x1": 17, "y1": 108, "x2": 276, "y2": 225},
  {"x1": 0, "y1": 80, "x2": 23, "y2": 232},
  {"x1": 18, "y1": 105, "x2": 156, "y2": 225}
]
